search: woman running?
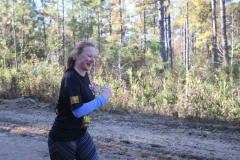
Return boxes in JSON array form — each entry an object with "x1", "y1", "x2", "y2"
[{"x1": 48, "y1": 41, "x2": 112, "y2": 160}]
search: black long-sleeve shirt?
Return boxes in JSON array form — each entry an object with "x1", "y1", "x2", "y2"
[{"x1": 49, "y1": 68, "x2": 95, "y2": 141}]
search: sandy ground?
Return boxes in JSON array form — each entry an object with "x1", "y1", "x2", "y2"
[{"x1": 0, "y1": 98, "x2": 240, "y2": 160}]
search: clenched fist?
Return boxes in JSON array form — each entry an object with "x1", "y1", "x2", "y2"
[{"x1": 101, "y1": 84, "x2": 112, "y2": 100}]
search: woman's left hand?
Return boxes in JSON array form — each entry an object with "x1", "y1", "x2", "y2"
[{"x1": 90, "y1": 83, "x2": 100, "y2": 94}]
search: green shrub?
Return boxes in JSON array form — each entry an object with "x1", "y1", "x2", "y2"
[
  {"x1": 1, "y1": 59, "x2": 239, "y2": 122},
  {"x1": 0, "y1": 61, "x2": 62, "y2": 101}
]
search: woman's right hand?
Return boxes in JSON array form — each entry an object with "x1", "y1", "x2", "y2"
[{"x1": 101, "y1": 84, "x2": 112, "y2": 100}]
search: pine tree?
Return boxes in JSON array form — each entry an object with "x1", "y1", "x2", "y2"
[
  {"x1": 211, "y1": 0, "x2": 219, "y2": 68},
  {"x1": 220, "y1": 0, "x2": 230, "y2": 66},
  {"x1": 158, "y1": 0, "x2": 167, "y2": 63}
]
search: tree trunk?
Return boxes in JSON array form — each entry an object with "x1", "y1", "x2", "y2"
[
  {"x1": 140, "y1": 13, "x2": 143, "y2": 50},
  {"x1": 42, "y1": 0, "x2": 47, "y2": 56},
  {"x1": 109, "y1": 8, "x2": 112, "y2": 35},
  {"x1": 187, "y1": 2, "x2": 190, "y2": 69},
  {"x1": 181, "y1": 26, "x2": 184, "y2": 65},
  {"x1": 220, "y1": 0, "x2": 229, "y2": 66},
  {"x1": 72, "y1": 3, "x2": 76, "y2": 47},
  {"x1": 158, "y1": 0, "x2": 167, "y2": 62},
  {"x1": 20, "y1": 15, "x2": 25, "y2": 67},
  {"x1": 2, "y1": 23, "x2": 6, "y2": 68},
  {"x1": 230, "y1": 4, "x2": 234, "y2": 67},
  {"x1": 56, "y1": 1, "x2": 61, "y2": 63},
  {"x1": 143, "y1": 9, "x2": 147, "y2": 53},
  {"x1": 185, "y1": 0, "x2": 189, "y2": 70},
  {"x1": 153, "y1": 2, "x2": 157, "y2": 35},
  {"x1": 191, "y1": 32, "x2": 196, "y2": 54},
  {"x1": 97, "y1": 11, "x2": 101, "y2": 54},
  {"x1": 118, "y1": 0, "x2": 124, "y2": 81},
  {"x1": 73, "y1": 29, "x2": 76, "y2": 47},
  {"x1": 165, "y1": 8, "x2": 169, "y2": 61},
  {"x1": 167, "y1": 0, "x2": 173, "y2": 69},
  {"x1": 57, "y1": 3, "x2": 60, "y2": 40},
  {"x1": 3, "y1": 53, "x2": 6, "y2": 68},
  {"x1": 119, "y1": 0, "x2": 124, "y2": 46},
  {"x1": 153, "y1": 15, "x2": 156, "y2": 34},
  {"x1": 13, "y1": 9, "x2": 18, "y2": 70},
  {"x1": 184, "y1": 0, "x2": 189, "y2": 115},
  {"x1": 62, "y1": 0, "x2": 65, "y2": 65},
  {"x1": 211, "y1": 0, "x2": 218, "y2": 68},
  {"x1": 86, "y1": 6, "x2": 89, "y2": 41},
  {"x1": 43, "y1": 18, "x2": 47, "y2": 54},
  {"x1": 20, "y1": 29, "x2": 24, "y2": 67}
]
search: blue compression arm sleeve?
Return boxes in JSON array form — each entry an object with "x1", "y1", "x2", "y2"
[{"x1": 72, "y1": 94, "x2": 107, "y2": 118}]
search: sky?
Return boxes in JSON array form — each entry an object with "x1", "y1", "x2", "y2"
[{"x1": 226, "y1": 0, "x2": 240, "y2": 5}]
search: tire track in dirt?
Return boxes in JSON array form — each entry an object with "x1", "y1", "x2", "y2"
[{"x1": 0, "y1": 98, "x2": 240, "y2": 160}]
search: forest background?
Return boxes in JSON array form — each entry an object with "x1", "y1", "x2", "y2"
[{"x1": 0, "y1": 0, "x2": 239, "y2": 122}]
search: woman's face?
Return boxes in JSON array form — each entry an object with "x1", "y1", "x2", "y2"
[{"x1": 76, "y1": 46, "x2": 96, "y2": 73}]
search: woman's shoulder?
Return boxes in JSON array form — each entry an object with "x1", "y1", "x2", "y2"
[{"x1": 64, "y1": 68, "x2": 78, "y2": 80}]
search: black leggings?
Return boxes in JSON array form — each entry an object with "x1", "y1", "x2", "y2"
[{"x1": 48, "y1": 131, "x2": 98, "y2": 160}]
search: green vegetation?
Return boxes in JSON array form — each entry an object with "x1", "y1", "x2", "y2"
[
  {"x1": 1, "y1": 56, "x2": 239, "y2": 121},
  {"x1": 0, "y1": 0, "x2": 240, "y2": 122}
]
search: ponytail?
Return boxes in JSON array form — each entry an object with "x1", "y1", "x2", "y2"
[{"x1": 65, "y1": 54, "x2": 76, "y2": 72}]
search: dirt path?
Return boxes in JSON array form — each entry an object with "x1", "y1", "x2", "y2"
[{"x1": 0, "y1": 98, "x2": 240, "y2": 160}]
